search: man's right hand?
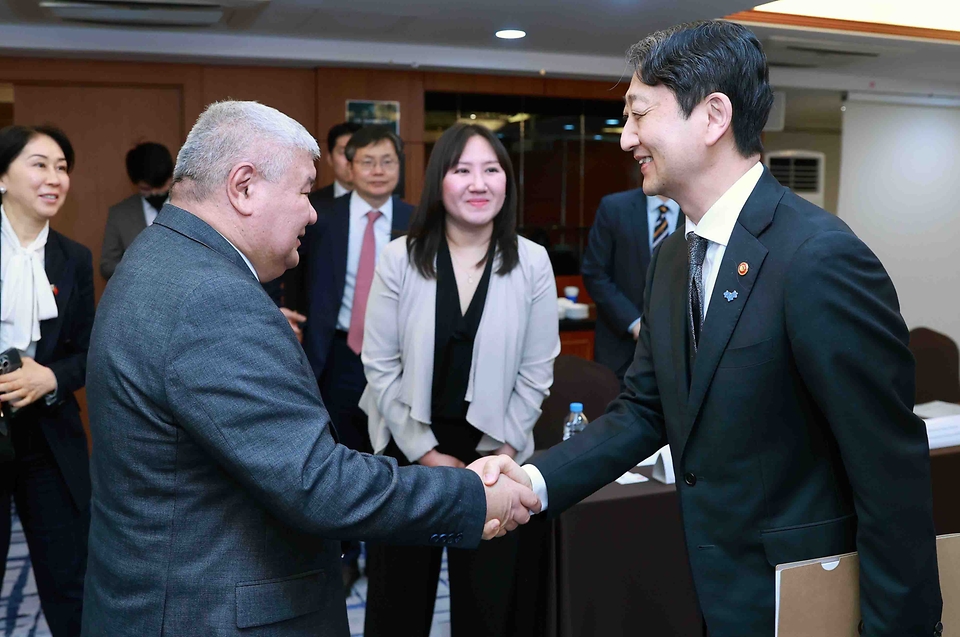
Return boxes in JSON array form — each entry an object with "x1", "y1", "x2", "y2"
[
  {"x1": 630, "y1": 319, "x2": 642, "y2": 341},
  {"x1": 279, "y1": 307, "x2": 307, "y2": 343}
]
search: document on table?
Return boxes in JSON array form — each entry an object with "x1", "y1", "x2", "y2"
[{"x1": 915, "y1": 401, "x2": 960, "y2": 419}]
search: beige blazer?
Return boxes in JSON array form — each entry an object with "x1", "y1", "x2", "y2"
[{"x1": 359, "y1": 236, "x2": 560, "y2": 465}]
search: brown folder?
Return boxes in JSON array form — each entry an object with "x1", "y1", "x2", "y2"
[{"x1": 775, "y1": 533, "x2": 960, "y2": 636}]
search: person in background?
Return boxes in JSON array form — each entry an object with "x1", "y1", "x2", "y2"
[
  {"x1": 100, "y1": 141, "x2": 173, "y2": 280},
  {"x1": 360, "y1": 123, "x2": 560, "y2": 637},
  {"x1": 0, "y1": 124, "x2": 93, "y2": 637},
  {"x1": 315, "y1": 121, "x2": 362, "y2": 201},
  {"x1": 297, "y1": 125, "x2": 413, "y2": 590},
  {"x1": 581, "y1": 187, "x2": 680, "y2": 385}
]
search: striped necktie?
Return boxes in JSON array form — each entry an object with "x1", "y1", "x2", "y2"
[{"x1": 652, "y1": 204, "x2": 671, "y2": 250}]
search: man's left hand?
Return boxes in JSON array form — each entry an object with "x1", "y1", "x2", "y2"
[
  {"x1": 279, "y1": 308, "x2": 307, "y2": 343},
  {"x1": 0, "y1": 357, "x2": 57, "y2": 409}
]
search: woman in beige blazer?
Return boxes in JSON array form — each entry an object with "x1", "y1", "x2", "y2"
[{"x1": 360, "y1": 123, "x2": 560, "y2": 637}]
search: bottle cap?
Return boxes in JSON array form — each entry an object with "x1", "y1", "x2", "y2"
[{"x1": 570, "y1": 402, "x2": 583, "y2": 412}]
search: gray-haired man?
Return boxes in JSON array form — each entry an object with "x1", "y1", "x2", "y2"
[{"x1": 82, "y1": 101, "x2": 538, "y2": 637}]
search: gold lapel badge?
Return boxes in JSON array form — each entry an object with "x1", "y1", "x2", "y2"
[{"x1": 737, "y1": 262, "x2": 749, "y2": 276}]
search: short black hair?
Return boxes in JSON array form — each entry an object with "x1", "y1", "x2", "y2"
[
  {"x1": 627, "y1": 20, "x2": 774, "y2": 157},
  {"x1": 344, "y1": 126, "x2": 403, "y2": 163},
  {"x1": 126, "y1": 142, "x2": 174, "y2": 188},
  {"x1": 407, "y1": 123, "x2": 519, "y2": 279},
  {"x1": 326, "y1": 121, "x2": 362, "y2": 154},
  {"x1": 0, "y1": 124, "x2": 75, "y2": 179}
]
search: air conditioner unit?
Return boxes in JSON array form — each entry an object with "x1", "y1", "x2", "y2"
[{"x1": 764, "y1": 150, "x2": 825, "y2": 208}]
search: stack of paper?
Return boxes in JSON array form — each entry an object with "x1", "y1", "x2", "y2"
[{"x1": 915, "y1": 401, "x2": 960, "y2": 450}]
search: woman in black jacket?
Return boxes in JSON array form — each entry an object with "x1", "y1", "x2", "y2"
[{"x1": 0, "y1": 124, "x2": 93, "y2": 637}]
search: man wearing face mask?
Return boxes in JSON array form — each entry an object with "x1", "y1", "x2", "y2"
[{"x1": 100, "y1": 142, "x2": 173, "y2": 280}]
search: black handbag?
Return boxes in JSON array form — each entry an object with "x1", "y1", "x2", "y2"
[{"x1": 0, "y1": 348, "x2": 22, "y2": 462}]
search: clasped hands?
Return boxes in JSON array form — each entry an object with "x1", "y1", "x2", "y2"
[{"x1": 468, "y1": 454, "x2": 541, "y2": 540}]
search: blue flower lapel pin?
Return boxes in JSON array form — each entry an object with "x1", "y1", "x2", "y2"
[{"x1": 723, "y1": 290, "x2": 739, "y2": 302}]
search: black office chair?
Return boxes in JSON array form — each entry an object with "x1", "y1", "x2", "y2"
[{"x1": 909, "y1": 327, "x2": 960, "y2": 404}]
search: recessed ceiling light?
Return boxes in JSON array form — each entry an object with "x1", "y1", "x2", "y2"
[
  {"x1": 496, "y1": 29, "x2": 526, "y2": 40},
  {"x1": 605, "y1": 119, "x2": 620, "y2": 125}
]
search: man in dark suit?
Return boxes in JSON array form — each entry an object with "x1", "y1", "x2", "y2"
[
  {"x1": 582, "y1": 188, "x2": 680, "y2": 383},
  {"x1": 82, "y1": 101, "x2": 538, "y2": 637},
  {"x1": 299, "y1": 126, "x2": 412, "y2": 589},
  {"x1": 302, "y1": 125, "x2": 411, "y2": 456},
  {"x1": 99, "y1": 142, "x2": 173, "y2": 280},
  {"x1": 516, "y1": 21, "x2": 943, "y2": 636},
  {"x1": 315, "y1": 121, "x2": 362, "y2": 201}
]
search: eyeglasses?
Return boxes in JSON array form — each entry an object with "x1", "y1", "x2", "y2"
[{"x1": 355, "y1": 157, "x2": 399, "y2": 172}]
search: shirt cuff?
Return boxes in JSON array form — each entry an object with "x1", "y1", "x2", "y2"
[
  {"x1": 628, "y1": 317, "x2": 642, "y2": 334},
  {"x1": 522, "y1": 464, "x2": 549, "y2": 514},
  {"x1": 43, "y1": 381, "x2": 59, "y2": 406}
]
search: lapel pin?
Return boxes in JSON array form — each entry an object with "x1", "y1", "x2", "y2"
[
  {"x1": 51, "y1": 284, "x2": 58, "y2": 296},
  {"x1": 723, "y1": 290, "x2": 738, "y2": 302},
  {"x1": 738, "y1": 262, "x2": 749, "y2": 276}
]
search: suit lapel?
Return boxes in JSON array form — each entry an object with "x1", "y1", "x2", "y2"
[
  {"x1": 331, "y1": 196, "x2": 351, "y2": 304},
  {"x1": 665, "y1": 236, "x2": 690, "y2": 410},
  {"x1": 36, "y1": 232, "x2": 73, "y2": 364},
  {"x1": 391, "y1": 197, "x2": 412, "y2": 238},
  {"x1": 633, "y1": 193, "x2": 652, "y2": 273},
  {"x1": 676, "y1": 169, "x2": 784, "y2": 458}
]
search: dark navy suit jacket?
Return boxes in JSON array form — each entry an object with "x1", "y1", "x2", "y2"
[
  {"x1": 13, "y1": 229, "x2": 94, "y2": 510},
  {"x1": 83, "y1": 204, "x2": 483, "y2": 636},
  {"x1": 534, "y1": 169, "x2": 942, "y2": 636},
  {"x1": 581, "y1": 188, "x2": 653, "y2": 380},
  {"x1": 301, "y1": 193, "x2": 413, "y2": 379}
]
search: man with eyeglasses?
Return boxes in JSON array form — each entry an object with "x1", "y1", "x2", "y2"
[{"x1": 299, "y1": 125, "x2": 413, "y2": 592}]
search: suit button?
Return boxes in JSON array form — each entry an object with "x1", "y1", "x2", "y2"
[
  {"x1": 455, "y1": 533, "x2": 463, "y2": 543},
  {"x1": 430, "y1": 534, "x2": 439, "y2": 543},
  {"x1": 438, "y1": 533, "x2": 447, "y2": 543},
  {"x1": 684, "y1": 472, "x2": 697, "y2": 486},
  {"x1": 935, "y1": 621, "x2": 943, "y2": 636}
]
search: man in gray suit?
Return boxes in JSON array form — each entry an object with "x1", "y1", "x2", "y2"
[
  {"x1": 82, "y1": 101, "x2": 538, "y2": 637},
  {"x1": 99, "y1": 142, "x2": 174, "y2": 280}
]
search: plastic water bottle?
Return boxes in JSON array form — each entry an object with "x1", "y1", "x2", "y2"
[{"x1": 563, "y1": 403, "x2": 589, "y2": 440}]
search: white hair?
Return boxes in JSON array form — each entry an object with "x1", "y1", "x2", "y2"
[{"x1": 172, "y1": 100, "x2": 320, "y2": 201}]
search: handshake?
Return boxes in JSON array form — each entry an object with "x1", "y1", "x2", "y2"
[{"x1": 467, "y1": 455, "x2": 542, "y2": 540}]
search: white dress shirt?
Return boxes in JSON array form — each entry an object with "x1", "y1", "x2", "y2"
[
  {"x1": 337, "y1": 191, "x2": 393, "y2": 332},
  {"x1": 213, "y1": 230, "x2": 258, "y2": 280},
  {"x1": 0, "y1": 206, "x2": 57, "y2": 360},
  {"x1": 333, "y1": 180, "x2": 350, "y2": 199},
  {"x1": 524, "y1": 161, "x2": 765, "y2": 511},
  {"x1": 141, "y1": 196, "x2": 164, "y2": 228}
]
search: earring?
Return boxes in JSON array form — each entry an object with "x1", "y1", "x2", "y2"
[{"x1": 0, "y1": 186, "x2": 6, "y2": 195}]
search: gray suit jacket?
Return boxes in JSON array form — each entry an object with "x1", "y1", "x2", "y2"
[
  {"x1": 83, "y1": 204, "x2": 486, "y2": 637},
  {"x1": 100, "y1": 194, "x2": 147, "y2": 280}
]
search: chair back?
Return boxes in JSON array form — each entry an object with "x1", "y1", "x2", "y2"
[
  {"x1": 535, "y1": 354, "x2": 621, "y2": 449},
  {"x1": 909, "y1": 327, "x2": 960, "y2": 404}
]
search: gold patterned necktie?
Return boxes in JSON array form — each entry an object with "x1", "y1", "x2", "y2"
[{"x1": 652, "y1": 204, "x2": 671, "y2": 250}]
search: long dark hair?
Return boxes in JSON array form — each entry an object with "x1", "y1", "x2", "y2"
[
  {"x1": 407, "y1": 123, "x2": 519, "y2": 279},
  {"x1": 0, "y1": 125, "x2": 75, "y2": 179}
]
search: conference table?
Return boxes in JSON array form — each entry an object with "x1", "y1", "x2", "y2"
[{"x1": 518, "y1": 445, "x2": 960, "y2": 637}]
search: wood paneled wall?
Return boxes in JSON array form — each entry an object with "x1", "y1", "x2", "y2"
[{"x1": 0, "y1": 56, "x2": 625, "y2": 299}]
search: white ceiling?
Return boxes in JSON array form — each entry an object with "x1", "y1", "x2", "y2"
[{"x1": 1, "y1": 0, "x2": 960, "y2": 97}]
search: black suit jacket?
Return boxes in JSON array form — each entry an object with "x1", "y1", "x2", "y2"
[
  {"x1": 302, "y1": 193, "x2": 413, "y2": 378},
  {"x1": 15, "y1": 230, "x2": 94, "y2": 510},
  {"x1": 533, "y1": 169, "x2": 942, "y2": 636},
  {"x1": 582, "y1": 189, "x2": 668, "y2": 380}
]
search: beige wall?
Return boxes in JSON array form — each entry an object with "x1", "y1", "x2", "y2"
[{"x1": 763, "y1": 130, "x2": 842, "y2": 214}]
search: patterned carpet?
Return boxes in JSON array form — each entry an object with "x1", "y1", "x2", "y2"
[{"x1": 1, "y1": 515, "x2": 450, "y2": 637}]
